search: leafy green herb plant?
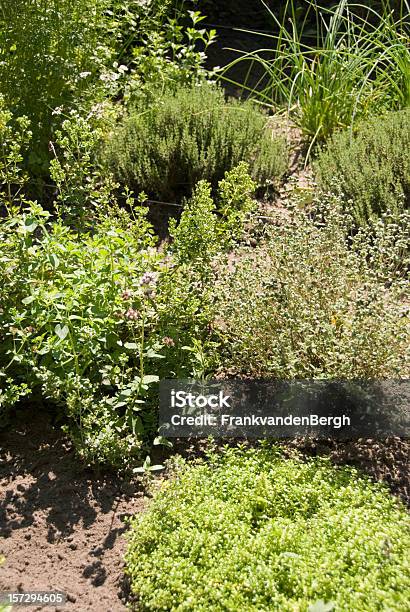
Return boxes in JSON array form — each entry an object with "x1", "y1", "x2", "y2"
[
  {"x1": 314, "y1": 108, "x2": 410, "y2": 225},
  {"x1": 213, "y1": 196, "x2": 409, "y2": 378},
  {"x1": 103, "y1": 83, "x2": 288, "y2": 200}
]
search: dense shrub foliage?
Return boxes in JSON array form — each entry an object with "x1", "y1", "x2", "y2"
[
  {"x1": 0, "y1": 96, "x2": 32, "y2": 206},
  {"x1": 315, "y1": 109, "x2": 410, "y2": 225},
  {"x1": 0, "y1": 163, "x2": 256, "y2": 466},
  {"x1": 0, "y1": 203, "x2": 162, "y2": 465},
  {"x1": 213, "y1": 200, "x2": 409, "y2": 378},
  {"x1": 103, "y1": 83, "x2": 288, "y2": 200},
  {"x1": 126, "y1": 446, "x2": 410, "y2": 611},
  {"x1": 0, "y1": 1, "x2": 211, "y2": 173},
  {"x1": 0, "y1": 0, "x2": 114, "y2": 169}
]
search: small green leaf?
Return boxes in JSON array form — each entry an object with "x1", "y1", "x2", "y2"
[
  {"x1": 124, "y1": 342, "x2": 138, "y2": 349},
  {"x1": 55, "y1": 323, "x2": 69, "y2": 340},
  {"x1": 148, "y1": 464, "x2": 165, "y2": 472},
  {"x1": 142, "y1": 374, "x2": 159, "y2": 385},
  {"x1": 145, "y1": 348, "x2": 165, "y2": 359},
  {"x1": 48, "y1": 253, "x2": 60, "y2": 269},
  {"x1": 36, "y1": 346, "x2": 50, "y2": 356},
  {"x1": 22, "y1": 295, "x2": 35, "y2": 305},
  {"x1": 131, "y1": 416, "x2": 144, "y2": 435},
  {"x1": 24, "y1": 218, "x2": 38, "y2": 232},
  {"x1": 153, "y1": 436, "x2": 173, "y2": 448},
  {"x1": 308, "y1": 601, "x2": 335, "y2": 612}
]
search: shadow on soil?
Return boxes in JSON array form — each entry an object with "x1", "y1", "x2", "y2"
[{"x1": 0, "y1": 404, "x2": 144, "y2": 610}]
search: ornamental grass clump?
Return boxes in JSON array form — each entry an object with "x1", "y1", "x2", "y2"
[
  {"x1": 102, "y1": 83, "x2": 288, "y2": 200},
  {"x1": 126, "y1": 446, "x2": 410, "y2": 611},
  {"x1": 223, "y1": 0, "x2": 410, "y2": 151}
]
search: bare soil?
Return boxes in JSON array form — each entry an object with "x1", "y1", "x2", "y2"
[{"x1": 0, "y1": 407, "x2": 145, "y2": 612}]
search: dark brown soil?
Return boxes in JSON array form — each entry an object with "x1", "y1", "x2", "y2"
[{"x1": 0, "y1": 408, "x2": 145, "y2": 611}]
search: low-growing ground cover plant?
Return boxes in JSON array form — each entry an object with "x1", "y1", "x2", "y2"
[
  {"x1": 213, "y1": 198, "x2": 409, "y2": 378},
  {"x1": 314, "y1": 109, "x2": 410, "y2": 225},
  {"x1": 126, "y1": 445, "x2": 410, "y2": 611},
  {"x1": 103, "y1": 82, "x2": 288, "y2": 200}
]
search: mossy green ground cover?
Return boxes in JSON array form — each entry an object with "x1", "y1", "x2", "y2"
[{"x1": 126, "y1": 447, "x2": 410, "y2": 611}]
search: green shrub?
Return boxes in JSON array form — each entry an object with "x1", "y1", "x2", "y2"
[
  {"x1": 213, "y1": 197, "x2": 409, "y2": 378},
  {"x1": 315, "y1": 109, "x2": 410, "y2": 225},
  {"x1": 0, "y1": 0, "x2": 116, "y2": 170},
  {"x1": 103, "y1": 83, "x2": 288, "y2": 200},
  {"x1": 0, "y1": 0, "x2": 213, "y2": 175},
  {"x1": 0, "y1": 164, "x2": 256, "y2": 463},
  {"x1": 0, "y1": 96, "x2": 31, "y2": 208},
  {"x1": 0, "y1": 202, "x2": 163, "y2": 465},
  {"x1": 0, "y1": 200, "x2": 201, "y2": 465},
  {"x1": 126, "y1": 446, "x2": 410, "y2": 611},
  {"x1": 169, "y1": 162, "x2": 256, "y2": 270},
  {"x1": 49, "y1": 108, "x2": 120, "y2": 225}
]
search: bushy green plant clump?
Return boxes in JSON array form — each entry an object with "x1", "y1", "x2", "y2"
[
  {"x1": 315, "y1": 109, "x2": 410, "y2": 225},
  {"x1": 0, "y1": 202, "x2": 163, "y2": 465},
  {"x1": 0, "y1": 161, "x2": 255, "y2": 465},
  {"x1": 169, "y1": 161, "x2": 256, "y2": 269},
  {"x1": 0, "y1": 203, "x2": 177, "y2": 464},
  {"x1": 0, "y1": 96, "x2": 32, "y2": 207},
  {"x1": 0, "y1": 0, "x2": 116, "y2": 170},
  {"x1": 103, "y1": 83, "x2": 288, "y2": 200},
  {"x1": 213, "y1": 198, "x2": 409, "y2": 378},
  {"x1": 0, "y1": 1, "x2": 210, "y2": 175},
  {"x1": 115, "y1": 0, "x2": 191, "y2": 43},
  {"x1": 126, "y1": 446, "x2": 410, "y2": 611}
]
